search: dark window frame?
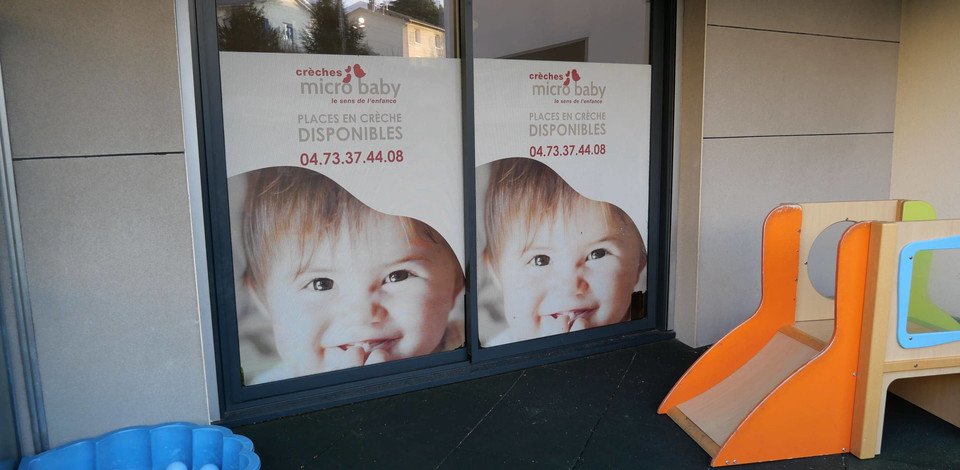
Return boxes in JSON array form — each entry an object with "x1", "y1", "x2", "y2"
[{"x1": 190, "y1": 0, "x2": 677, "y2": 426}]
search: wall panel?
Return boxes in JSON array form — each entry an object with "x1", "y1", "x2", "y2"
[
  {"x1": 0, "y1": 1, "x2": 183, "y2": 158},
  {"x1": 14, "y1": 154, "x2": 206, "y2": 447}
]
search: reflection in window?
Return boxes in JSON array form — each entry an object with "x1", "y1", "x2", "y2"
[
  {"x1": 216, "y1": 0, "x2": 450, "y2": 58},
  {"x1": 473, "y1": 0, "x2": 650, "y2": 64},
  {"x1": 906, "y1": 249, "x2": 960, "y2": 334}
]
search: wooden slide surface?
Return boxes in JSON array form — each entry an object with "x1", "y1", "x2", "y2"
[{"x1": 676, "y1": 333, "x2": 819, "y2": 447}]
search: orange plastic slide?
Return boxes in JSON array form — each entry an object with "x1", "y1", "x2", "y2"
[{"x1": 659, "y1": 205, "x2": 874, "y2": 466}]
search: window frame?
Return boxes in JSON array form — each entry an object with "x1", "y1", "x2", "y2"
[{"x1": 191, "y1": 0, "x2": 677, "y2": 425}]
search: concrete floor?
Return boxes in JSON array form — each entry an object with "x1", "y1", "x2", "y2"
[{"x1": 234, "y1": 339, "x2": 960, "y2": 469}]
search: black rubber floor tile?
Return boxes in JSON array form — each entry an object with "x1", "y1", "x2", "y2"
[
  {"x1": 840, "y1": 456, "x2": 929, "y2": 470},
  {"x1": 871, "y1": 394, "x2": 960, "y2": 469},
  {"x1": 314, "y1": 428, "x2": 454, "y2": 469},
  {"x1": 302, "y1": 397, "x2": 385, "y2": 426},
  {"x1": 738, "y1": 454, "x2": 879, "y2": 470},
  {"x1": 497, "y1": 366, "x2": 623, "y2": 419},
  {"x1": 439, "y1": 448, "x2": 567, "y2": 469},
  {"x1": 353, "y1": 388, "x2": 475, "y2": 449},
  {"x1": 457, "y1": 399, "x2": 599, "y2": 468},
  {"x1": 438, "y1": 370, "x2": 524, "y2": 396},
  {"x1": 575, "y1": 419, "x2": 711, "y2": 469},
  {"x1": 543, "y1": 348, "x2": 637, "y2": 382},
  {"x1": 597, "y1": 377, "x2": 676, "y2": 428},
  {"x1": 622, "y1": 340, "x2": 704, "y2": 390},
  {"x1": 233, "y1": 413, "x2": 351, "y2": 469}
]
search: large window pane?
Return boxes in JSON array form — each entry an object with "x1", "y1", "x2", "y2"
[
  {"x1": 473, "y1": 0, "x2": 652, "y2": 347},
  {"x1": 216, "y1": 0, "x2": 464, "y2": 385}
]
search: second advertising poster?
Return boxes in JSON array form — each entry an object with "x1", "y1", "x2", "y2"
[{"x1": 474, "y1": 59, "x2": 652, "y2": 347}]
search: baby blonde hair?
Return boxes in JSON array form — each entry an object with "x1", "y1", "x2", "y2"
[
  {"x1": 241, "y1": 166, "x2": 460, "y2": 292},
  {"x1": 483, "y1": 158, "x2": 646, "y2": 270}
]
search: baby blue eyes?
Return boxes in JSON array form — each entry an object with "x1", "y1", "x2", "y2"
[
  {"x1": 588, "y1": 248, "x2": 608, "y2": 260},
  {"x1": 309, "y1": 278, "x2": 334, "y2": 291},
  {"x1": 384, "y1": 270, "x2": 411, "y2": 284},
  {"x1": 530, "y1": 255, "x2": 551, "y2": 266}
]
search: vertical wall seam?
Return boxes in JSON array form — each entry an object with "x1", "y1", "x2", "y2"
[
  {"x1": 674, "y1": 0, "x2": 706, "y2": 346},
  {"x1": 174, "y1": 0, "x2": 220, "y2": 423},
  {"x1": 0, "y1": 56, "x2": 49, "y2": 451},
  {"x1": 667, "y1": 0, "x2": 684, "y2": 332},
  {"x1": 690, "y1": 0, "x2": 706, "y2": 347}
]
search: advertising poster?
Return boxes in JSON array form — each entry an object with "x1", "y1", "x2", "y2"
[
  {"x1": 474, "y1": 59, "x2": 651, "y2": 347},
  {"x1": 220, "y1": 52, "x2": 465, "y2": 385}
]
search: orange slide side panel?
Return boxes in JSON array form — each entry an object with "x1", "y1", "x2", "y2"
[
  {"x1": 713, "y1": 222, "x2": 872, "y2": 466},
  {"x1": 659, "y1": 205, "x2": 802, "y2": 414}
]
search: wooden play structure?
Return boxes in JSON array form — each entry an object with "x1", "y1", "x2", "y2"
[{"x1": 659, "y1": 200, "x2": 960, "y2": 466}]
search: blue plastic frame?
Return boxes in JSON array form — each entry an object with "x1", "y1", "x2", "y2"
[{"x1": 897, "y1": 235, "x2": 960, "y2": 348}]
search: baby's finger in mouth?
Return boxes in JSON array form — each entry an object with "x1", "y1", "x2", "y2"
[
  {"x1": 323, "y1": 345, "x2": 367, "y2": 372},
  {"x1": 364, "y1": 348, "x2": 390, "y2": 366}
]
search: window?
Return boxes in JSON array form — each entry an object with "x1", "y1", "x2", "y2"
[{"x1": 204, "y1": 0, "x2": 672, "y2": 419}]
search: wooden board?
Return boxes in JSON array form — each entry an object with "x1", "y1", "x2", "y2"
[
  {"x1": 676, "y1": 333, "x2": 819, "y2": 447},
  {"x1": 794, "y1": 319, "x2": 835, "y2": 346},
  {"x1": 884, "y1": 356, "x2": 960, "y2": 372},
  {"x1": 851, "y1": 222, "x2": 898, "y2": 459},
  {"x1": 795, "y1": 201, "x2": 902, "y2": 322},
  {"x1": 780, "y1": 323, "x2": 828, "y2": 350},
  {"x1": 665, "y1": 407, "x2": 721, "y2": 457}
]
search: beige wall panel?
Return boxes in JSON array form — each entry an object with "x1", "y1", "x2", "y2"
[
  {"x1": 703, "y1": 27, "x2": 899, "y2": 138},
  {"x1": 889, "y1": 0, "x2": 960, "y2": 218},
  {"x1": 0, "y1": 1, "x2": 183, "y2": 158},
  {"x1": 695, "y1": 134, "x2": 892, "y2": 345},
  {"x1": 14, "y1": 154, "x2": 206, "y2": 447},
  {"x1": 707, "y1": 0, "x2": 901, "y2": 41}
]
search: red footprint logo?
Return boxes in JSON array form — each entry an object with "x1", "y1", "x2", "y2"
[
  {"x1": 342, "y1": 66, "x2": 352, "y2": 84},
  {"x1": 571, "y1": 69, "x2": 580, "y2": 82},
  {"x1": 562, "y1": 70, "x2": 570, "y2": 87},
  {"x1": 353, "y1": 64, "x2": 366, "y2": 79}
]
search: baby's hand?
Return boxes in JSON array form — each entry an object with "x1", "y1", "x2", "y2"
[
  {"x1": 540, "y1": 312, "x2": 590, "y2": 337},
  {"x1": 540, "y1": 313, "x2": 573, "y2": 336},
  {"x1": 320, "y1": 344, "x2": 392, "y2": 371},
  {"x1": 322, "y1": 346, "x2": 367, "y2": 372},
  {"x1": 364, "y1": 348, "x2": 390, "y2": 365}
]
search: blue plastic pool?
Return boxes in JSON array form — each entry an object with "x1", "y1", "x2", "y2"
[{"x1": 18, "y1": 422, "x2": 259, "y2": 470}]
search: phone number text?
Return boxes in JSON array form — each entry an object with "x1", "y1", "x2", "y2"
[
  {"x1": 529, "y1": 144, "x2": 606, "y2": 158},
  {"x1": 299, "y1": 150, "x2": 405, "y2": 166}
]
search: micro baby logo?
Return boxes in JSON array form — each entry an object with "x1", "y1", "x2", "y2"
[
  {"x1": 529, "y1": 67, "x2": 605, "y2": 100},
  {"x1": 297, "y1": 63, "x2": 401, "y2": 101},
  {"x1": 342, "y1": 63, "x2": 366, "y2": 83}
]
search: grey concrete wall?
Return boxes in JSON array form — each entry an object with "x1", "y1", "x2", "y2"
[
  {"x1": 889, "y1": 0, "x2": 960, "y2": 218},
  {"x1": 689, "y1": 0, "x2": 901, "y2": 345},
  {"x1": 0, "y1": 1, "x2": 209, "y2": 447}
]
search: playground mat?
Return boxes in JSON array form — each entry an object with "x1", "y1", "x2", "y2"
[{"x1": 234, "y1": 339, "x2": 960, "y2": 469}]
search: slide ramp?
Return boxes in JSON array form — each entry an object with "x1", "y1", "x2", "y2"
[{"x1": 660, "y1": 201, "x2": 908, "y2": 466}]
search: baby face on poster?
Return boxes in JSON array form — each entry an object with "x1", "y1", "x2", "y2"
[
  {"x1": 242, "y1": 167, "x2": 463, "y2": 378},
  {"x1": 483, "y1": 158, "x2": 646, "y2": 342}
]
